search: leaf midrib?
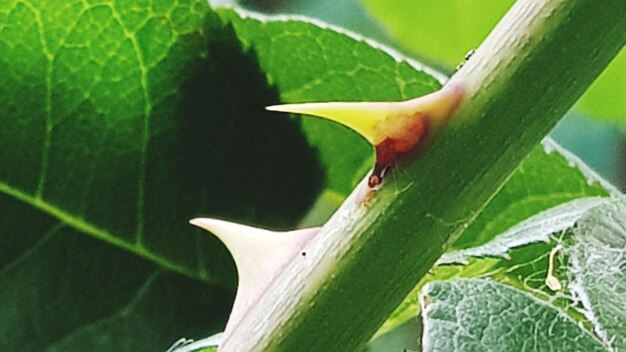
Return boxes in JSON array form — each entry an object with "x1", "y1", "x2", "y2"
[{"x1": 0, "y1": 181, "x2": 208, "y2": 282}]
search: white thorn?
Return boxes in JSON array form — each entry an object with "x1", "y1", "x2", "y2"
[{"x1": 190, "y1": 218, "x2": 319, "y2": 341}]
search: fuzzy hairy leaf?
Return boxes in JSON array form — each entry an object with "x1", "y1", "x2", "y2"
[
  {"x1": 421, "y1": 279, "x2": 605, "y2": 352},
  {"x1": 565, "y1": 198, "x2": 626, "y2": 351}
]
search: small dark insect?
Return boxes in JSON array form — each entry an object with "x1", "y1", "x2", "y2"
[
  {"x1": 368, "y1": 115, "x2": 428, "y2": 187},
  {"x1": 455, "y1": 49, "x2": 476, "y2": 71}
]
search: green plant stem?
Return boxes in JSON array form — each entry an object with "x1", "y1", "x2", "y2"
[{"x1": 221, "y1": 0, "x2": 626, "y2": 350}]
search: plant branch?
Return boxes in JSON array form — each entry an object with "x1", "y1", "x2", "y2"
[{"x1": 221, "y1": 0, "x2": 626, "y2": 350}]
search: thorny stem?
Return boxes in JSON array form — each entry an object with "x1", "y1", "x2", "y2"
[{"x1": 221, "y1": 0, "x2": 626, "y2": 351}]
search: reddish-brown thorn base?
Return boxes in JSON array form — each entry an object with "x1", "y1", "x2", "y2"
[
  {"x1": 368, "y1": 139, "x2": 396, "y2": 187},
  {"x1": 367, "y1": 117, "x2": 429, "y2": 188}
]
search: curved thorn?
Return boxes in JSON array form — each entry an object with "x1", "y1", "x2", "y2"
[
  {"x1": 190, "y1": 218, "x2": 319, "y2": 341},
  {"x1": 266, "y1": 84, "x2": 463, "y2": 146}
]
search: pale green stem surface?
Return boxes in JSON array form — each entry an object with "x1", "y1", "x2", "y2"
[{"x1": 221, "y1": 0, "x2": 626, "y2": 351}]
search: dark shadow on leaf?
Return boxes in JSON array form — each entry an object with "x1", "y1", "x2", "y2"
[
  {"x1": 141, "y1": 16, "x2": 325, "y2": 278},
  {"x1": 179, "y1": 21, "x2": 325, "y2": 229}
]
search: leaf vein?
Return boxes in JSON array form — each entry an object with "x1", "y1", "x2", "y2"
[
  {"x1": 107, "y1": 2, "x2": 153, "y2": 246},
  {"x1": 0, "y1": 181, "x2": 207, "y2": 282},
  {"x1": 0, "y1": 222, "x2": 63, "y2": 278}
]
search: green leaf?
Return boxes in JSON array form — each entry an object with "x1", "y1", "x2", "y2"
[
  {"x1": 565, "y1": 198, "x2": 626, "y2": 350},
  {"x1": 0, "y1": 197, "x2": 233, "y2": 351},
  {"x1": 439, "y1": 197, "x2": 607, "y2": 265},
  {"x1": 0, "y1": 0, "x2": 329, "y2": 349},
  {"x1": 420, "y1": 279, "x2": 606, "y2": 352},
  {"x1": 378, "y1": 236, "x2": 561, "y2": 339},
  {"x1": 0, "y1": 0, "x2": 325, "y2": 280},
  {"x1": 361, "y1": 0, "x2": 626, "y2": 124},
  {"x1": 453, "y1": 140, "x2": 617, "y2": 250},
  {"x1": 435, "y1": 197, "x2": 626, "y2": 351}
]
